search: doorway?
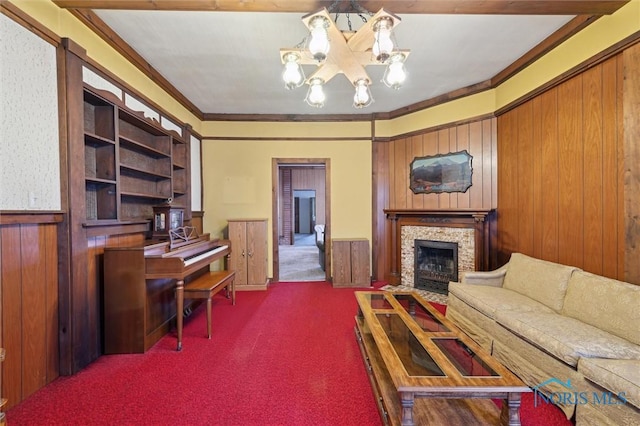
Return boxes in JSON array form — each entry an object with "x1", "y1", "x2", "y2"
[
  {"x1": 272, "y1": 159, "x2": 330, "y2": 282},
  {"x1": 294, "y1": 190, "x2": 316, "y2": 236}
]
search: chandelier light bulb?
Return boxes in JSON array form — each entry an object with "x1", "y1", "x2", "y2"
[
  {"x1": 282, "y1": 53, "x2": 305, "y2": 90},
  {"x1": 353, "y1": 79, "x2": 373, "y2": 108},
  {"x1": 382, "y1": 53, "x2": 407, "y2": 90},
  {"x1": 305, "y1": 78, "x2": 326, "y2": 108},
  {"x1": 372, "y1": 17, "x2": 395, "y2": 63},
  {"x1": 280, "y1": 8, "x2": 410, "y2": 108},
  {"x1": 308, "y1": 16, "x2": 330, "y2": 62}
]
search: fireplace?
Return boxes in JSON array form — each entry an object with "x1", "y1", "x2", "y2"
[
  {"x1": 384, "y1": 209, "x2": 495, "y2": 288},
  {"x1": 414, "y1": 240, "x2": 458, "y2": 294}
]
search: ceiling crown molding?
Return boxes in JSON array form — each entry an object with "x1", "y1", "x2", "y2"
[
  {"x1": 54, "y1": 1, "x2": 631, "y2": 122},
  {"x1": 52, "y1": 0, "x2": 629, "y2": 15}
]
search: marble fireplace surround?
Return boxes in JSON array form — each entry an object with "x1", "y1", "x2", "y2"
[{"x1": 384, "y1": 209, "x2": 495, "y2": 287}]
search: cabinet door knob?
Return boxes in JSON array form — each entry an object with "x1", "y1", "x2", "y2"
[
  {"x1": 248, "y1": 251, "x2": 253, "y2": 258},
  {"x1": 241, "y1": 250, "x2": 245, "y2": 257}
]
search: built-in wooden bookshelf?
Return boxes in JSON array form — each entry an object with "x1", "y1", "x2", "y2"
[
  {"x1": 84, "y1": 90, "x2": 117, "y2": 220},
  {"x1": 171, "y1": 136, "x2": 188, "y2": 208},
  {"x1": 58, "y1": 37, "x2": 197, "y2": 378},
  {"x1": 82, "y1": 87, "x2": 189, "y2": 223}
]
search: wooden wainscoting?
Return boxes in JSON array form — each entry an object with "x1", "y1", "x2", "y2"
[
  {"x1": 0, "y1": 212, "x2": 150, "y2": 410},
  {"x1": 0, "y1": 212, "x2": 62, "y2": 410}
]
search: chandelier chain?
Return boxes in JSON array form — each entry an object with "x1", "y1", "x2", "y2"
[
  {"x1": 349, "y1": 0, "x2": 373, "y2": 17},
  {"x1": 329, "y1": 0, "x2": 372, "y2": 30},
  {"x1": 327, "y1": 0, "x2": 341, "y2": 13}
]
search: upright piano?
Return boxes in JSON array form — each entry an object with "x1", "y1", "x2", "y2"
[{"x1": 103, "y1": 232, "x2": 231, "y2": 353}]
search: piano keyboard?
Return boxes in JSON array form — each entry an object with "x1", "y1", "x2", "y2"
[{"x1": 184, "y1": 245, "x2": 229, "y2": 266}]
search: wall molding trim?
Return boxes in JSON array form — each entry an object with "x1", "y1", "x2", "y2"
[{"x1": 0, "y1": 211, "x2": 63, "y2": 225}]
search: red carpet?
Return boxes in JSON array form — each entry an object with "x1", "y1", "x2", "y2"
[{"x1": 7, "y1": 282, "x2": 571, "y2": 425}]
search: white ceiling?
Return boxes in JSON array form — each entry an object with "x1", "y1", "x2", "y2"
[{"x1": 93, "y1": 9, "x2": 575, "y2": 116}]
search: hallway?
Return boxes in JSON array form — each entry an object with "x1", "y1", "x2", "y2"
[{"x1": 278, "y1": 233, "x2": 325, "y2": 281}]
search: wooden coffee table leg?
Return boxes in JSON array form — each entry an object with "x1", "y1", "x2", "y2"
[
  {"x1": 400, "y1": 391, "x2": 415, "y2": 426},
  {"x1": 500, "y1": 392, "x2": 522, "y2": 426}
]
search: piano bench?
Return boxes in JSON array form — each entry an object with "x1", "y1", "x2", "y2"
[{"x1": 183, "y1": 270, "x2": 236, "y2": 339}]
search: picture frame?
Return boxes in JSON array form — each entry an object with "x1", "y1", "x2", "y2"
[{"x1": 410, "y1": 150, "x2": 473, "y2": 194}]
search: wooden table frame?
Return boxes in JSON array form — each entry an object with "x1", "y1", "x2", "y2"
[{"x1": 355, "y1": 291, "x2": 530, "y2": 426}]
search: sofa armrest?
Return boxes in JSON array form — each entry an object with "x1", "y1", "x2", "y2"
[{"x1": 460, "y1": 264, "x2": 508, "y2": 287}]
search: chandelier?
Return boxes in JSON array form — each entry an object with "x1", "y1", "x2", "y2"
[{"x1": 280, "y1": 3, "x2": 410, "y2": 109}]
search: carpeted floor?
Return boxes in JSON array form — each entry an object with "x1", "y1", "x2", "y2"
[
  {"x1": 6, "y1": 282, "x2": 381, "y2": 426},
  {"x1": 278, "y1": 243, "x2": 326, "y2": 282},
  {"x1": 6, "y1": 282, "x2": 571, "y2": 426}
]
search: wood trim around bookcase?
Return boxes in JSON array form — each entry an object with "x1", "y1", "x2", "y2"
[
  {"x1": 383, "y1": 209, "x2": 496, "y2": 286},
  {"x1": 56, "y1": 38, "x2": 194, "y2": 376}
]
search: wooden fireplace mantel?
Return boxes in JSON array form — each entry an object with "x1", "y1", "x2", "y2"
[{"x1": 384, "y1": 209, "x2": 496, "y2": 286}]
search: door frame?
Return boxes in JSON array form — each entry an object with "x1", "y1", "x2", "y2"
[{"x1": 272, "y1": 158, "x2": 331, "y2": 282}]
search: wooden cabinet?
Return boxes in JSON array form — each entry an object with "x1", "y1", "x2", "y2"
[
  {"x1": 228, "y1": 219, "x2": 268, "y2": 290},
  {"x1": 332, "y1": 239, "x2": 370, "y2": 287},
  {"x1": 82, "y1": 87, "x2": 190, "y2": 224}
]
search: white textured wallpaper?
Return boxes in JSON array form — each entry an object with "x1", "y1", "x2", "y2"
[{"x1": 0, "y1": 14, "x2": 60, "y2": 210}]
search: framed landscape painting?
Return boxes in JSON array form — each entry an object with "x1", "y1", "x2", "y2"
[{"x1": 410, "y1": 150, "x2": 473, "y2": 194}]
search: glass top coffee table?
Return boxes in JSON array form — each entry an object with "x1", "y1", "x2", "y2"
[{"x1": 355, "y1": 291, "x2": 530, "y2": 426}]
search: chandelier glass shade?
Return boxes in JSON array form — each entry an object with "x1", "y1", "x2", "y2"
[
  {"x1": 307, "y1": 16, "x2": 331, "y2": 62},
  {"x1": 305, "y1": 78, "x2": 326, "y2": 108},
  {"x1": 280, "y1": 7, "x2": 410, "y2": 109},
  {"x1": 372, "y1": 16, "x2": 395, "y2": 63},
  {"x1": 282, "y1": 52, "x2": 306, "y2": 90},
  {"x1": 353, "y1": 79, "x2": 373, "y2": 108},
  {"x1": 382, "y1": 53, "x2": 407, "y2": 90}
]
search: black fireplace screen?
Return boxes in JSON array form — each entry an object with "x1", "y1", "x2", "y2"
[{"x1": 414, "y1": 240, "x2": 458, "y2": 294}]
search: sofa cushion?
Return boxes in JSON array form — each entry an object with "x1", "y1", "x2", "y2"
[
  {"x1": 562, "y1": 270, "x2": 640, "y2": 346},
  {"x1": 578, "y1": 358, "x2": 640, "y2": 409},
  {"x1": 495, "y1": 311, "x2": 640, "y2": 367},
  {"x1": 448, "y1": 282, "x2": 554, "y2": 320},
  {"x1": 502, "y1": 253, "x2": 578, "y2": 312}
]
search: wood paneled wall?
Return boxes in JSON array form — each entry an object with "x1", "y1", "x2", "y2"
[
  {"x1": 292, "y1": 168, "x2": 326, "y2": 225},
  {"x1": 623, "y1": 43, "x2": 640, "y2": 284},
  {"x1": 372, "y1": 118, "x2": 498, "y2": 281},
  {"x1": 1, "y1": 217, "x2": 60, "y2": 410},
  {"x1": 383, "y1": 120, "x2": 497, "y2": 211},
  {"x1": 496, "y1": 53, "x2": 633, "y2": 281}
]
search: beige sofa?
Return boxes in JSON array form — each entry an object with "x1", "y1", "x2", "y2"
[{"x1": 445, "y1": 253, "x2": 640, "y2": 425}]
